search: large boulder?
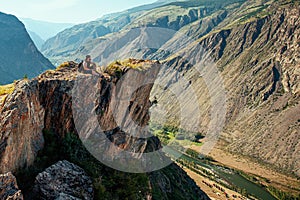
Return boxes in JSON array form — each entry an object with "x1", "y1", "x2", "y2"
[{"x1": 33, "y1": 160, "x2": 93, "y2": 200}]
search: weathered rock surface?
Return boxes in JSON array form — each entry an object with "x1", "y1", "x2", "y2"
[
  {"x1": 0, "y1": 172, "x2": 23, "y2": 200},
  {"x1": 33, "y1": 160, "x2": 93, "y2": 200}
]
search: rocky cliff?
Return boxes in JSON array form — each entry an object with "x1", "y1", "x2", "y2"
[
  {"x1": 0, "y1": 61, "x2": 209, "y2": 199},
  {"x1": 0, "y1": 12, "x2": 54, "y2": 84}
]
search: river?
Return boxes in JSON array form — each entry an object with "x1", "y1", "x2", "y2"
[{"x1": 164, "y1": 147, "x2": 277, "y2": 200}]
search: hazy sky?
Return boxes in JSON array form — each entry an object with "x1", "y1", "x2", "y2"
[{"x1": 0, "y1": 0, "x2": 157, "y2": 23}]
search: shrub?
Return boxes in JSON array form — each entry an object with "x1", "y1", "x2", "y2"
[
  {"x1": 104, "y1": 58, "x2": 148, "y2": 77},
  {"x1": 56, "y1": 62, "x2": 70, "y2": 70},
  {"x1": 0, "y1": 83, "x2": 15, "y2": 96}
]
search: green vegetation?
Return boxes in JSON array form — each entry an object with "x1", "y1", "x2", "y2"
[
  {"x1": 238, "y1": 4, "x2": 269, "y2": 24},
  {"x1": 56, "y1": 61, "x2": 70, "y2": 70},
  {"x1": 16, "y1": 130, "x2": 150, "y2": 200},
  {"x1": 0, "y1": 83, "x2": 15, "y2": 104},
  {"x1": 104, "y1": 59, "x2": 148, "y2": 77},
  {"x1": 150, "y1": 123, "x2": 203, "y2": 146},
  {"x1": 177, "y1": 153, "x2": 260, "y2": 199},
  {"x1": 166, "y1": 0, "x2": 246, "y2": 9},
  {"x1": 268, "y1": 186, "x2": 300, "y2": 200},
  {"x1": 236, "y1": 169, "x2": 300, "y2": 200},
  {"x1": 150, "y1": 164, "x2": 202, "y2": 200}
]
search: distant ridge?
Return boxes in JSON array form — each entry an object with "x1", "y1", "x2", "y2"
[{"x1": 21, "y1": 18, "x2": 74, "y2": 40}]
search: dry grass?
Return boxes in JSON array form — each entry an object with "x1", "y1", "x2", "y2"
[
  {"x1": 56, "y1": 62, "x2": 70, "y2": 70},
  {"x1": 0, "y1": 83, "x2": 15, "y2": 104},
  {"x1": 0, "y1": 83, "x2": 15, "y2": 96}
]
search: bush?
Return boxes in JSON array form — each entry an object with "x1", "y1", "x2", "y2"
[
  {"x1": 0, "y1": 83, "x2": 15, "y2": 96},
  {"x1": 104, "y1": 58, "x2": 148, "y2": 77},
  {"x1": 56, "y1": 62, "x2": 70, "y2": 70}
]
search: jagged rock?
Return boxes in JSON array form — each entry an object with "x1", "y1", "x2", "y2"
[
  {"x1": 0, "y1": 172, "x2": 23, "y2": 200},
  {"x1": 33, "y1": 160, "x2": 93, "y2": 200}
]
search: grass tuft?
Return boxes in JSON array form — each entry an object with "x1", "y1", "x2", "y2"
[
  {"x1": 0, "y1": 83, "x2": 15, "y2": 97},
  {"x1": 104, "y1": 58, "x2": 150, "y2": 77},
  {"x1": 56, "y1": 62, "x2": 70, "y2": 70}
]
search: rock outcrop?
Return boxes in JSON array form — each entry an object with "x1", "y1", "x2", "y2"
[
  {"x1": 33, "y1": 160, "x2": 93, "y2": 200},
  {"x1": 0, "y1": 172, "x2": 23, "y2": 200}
]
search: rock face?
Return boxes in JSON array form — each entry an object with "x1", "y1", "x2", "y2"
[
  {"x1": 0, "y1": 80, "x2": 45, "y2": 174},
  {"x1": 0, "y1": 172, "x2": 23, "y2": 200},
  {"x1": 0, "y1": 12, "x2": 54, "y2": 84},
  {"x1": 194, "y1": 2, "x2": 300, "y2": 176},
  {"x1": 0, "y1": 61, "x2": 161, "y2": 173},
  {"x1": 33, "y1": 160, "x2": 93, "y2": 200}
]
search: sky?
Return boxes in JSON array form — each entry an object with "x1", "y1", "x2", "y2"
[{"x1": 0, "y1": 0, "x2": 158, "y2": 23}]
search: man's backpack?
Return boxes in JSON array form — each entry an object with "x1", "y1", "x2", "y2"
[{"x1": 78, "y1": 60, "x2": 84, "y2": 72}]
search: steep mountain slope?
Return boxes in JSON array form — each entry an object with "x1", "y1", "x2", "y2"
[
  {"x1": 0, "y1": 62, "x2": 210, "y2": 200},
  {"x1": 0, "y1": 12, "x2": 54, "y2": 84},
  {"x1": 168, "y1": 0, "x2": 300, "y2": 176}
]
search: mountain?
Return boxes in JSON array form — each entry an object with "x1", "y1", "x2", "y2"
[
  {"x1": 0, "y1": 61, "x2": 209, "y2": 200},
  {"x1": 41, "y1": 0, "x2": 299, "y2": 196},
  {"x1": 20, "y1": 18, "x2": 74, "y2": 40},
  {"x1": 0, "y1": 12, "x2": 54, "y2": 84},
  {"x1": 27, "y1": 31, "x2": 45, "y2": 50},
  {"x1": 41, "y1": 0, "x2": 190, "y2": 65}
]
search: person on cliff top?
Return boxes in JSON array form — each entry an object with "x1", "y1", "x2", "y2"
[{"x1": 82, "y1": 55, "x2": 100, "y2": 76}]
